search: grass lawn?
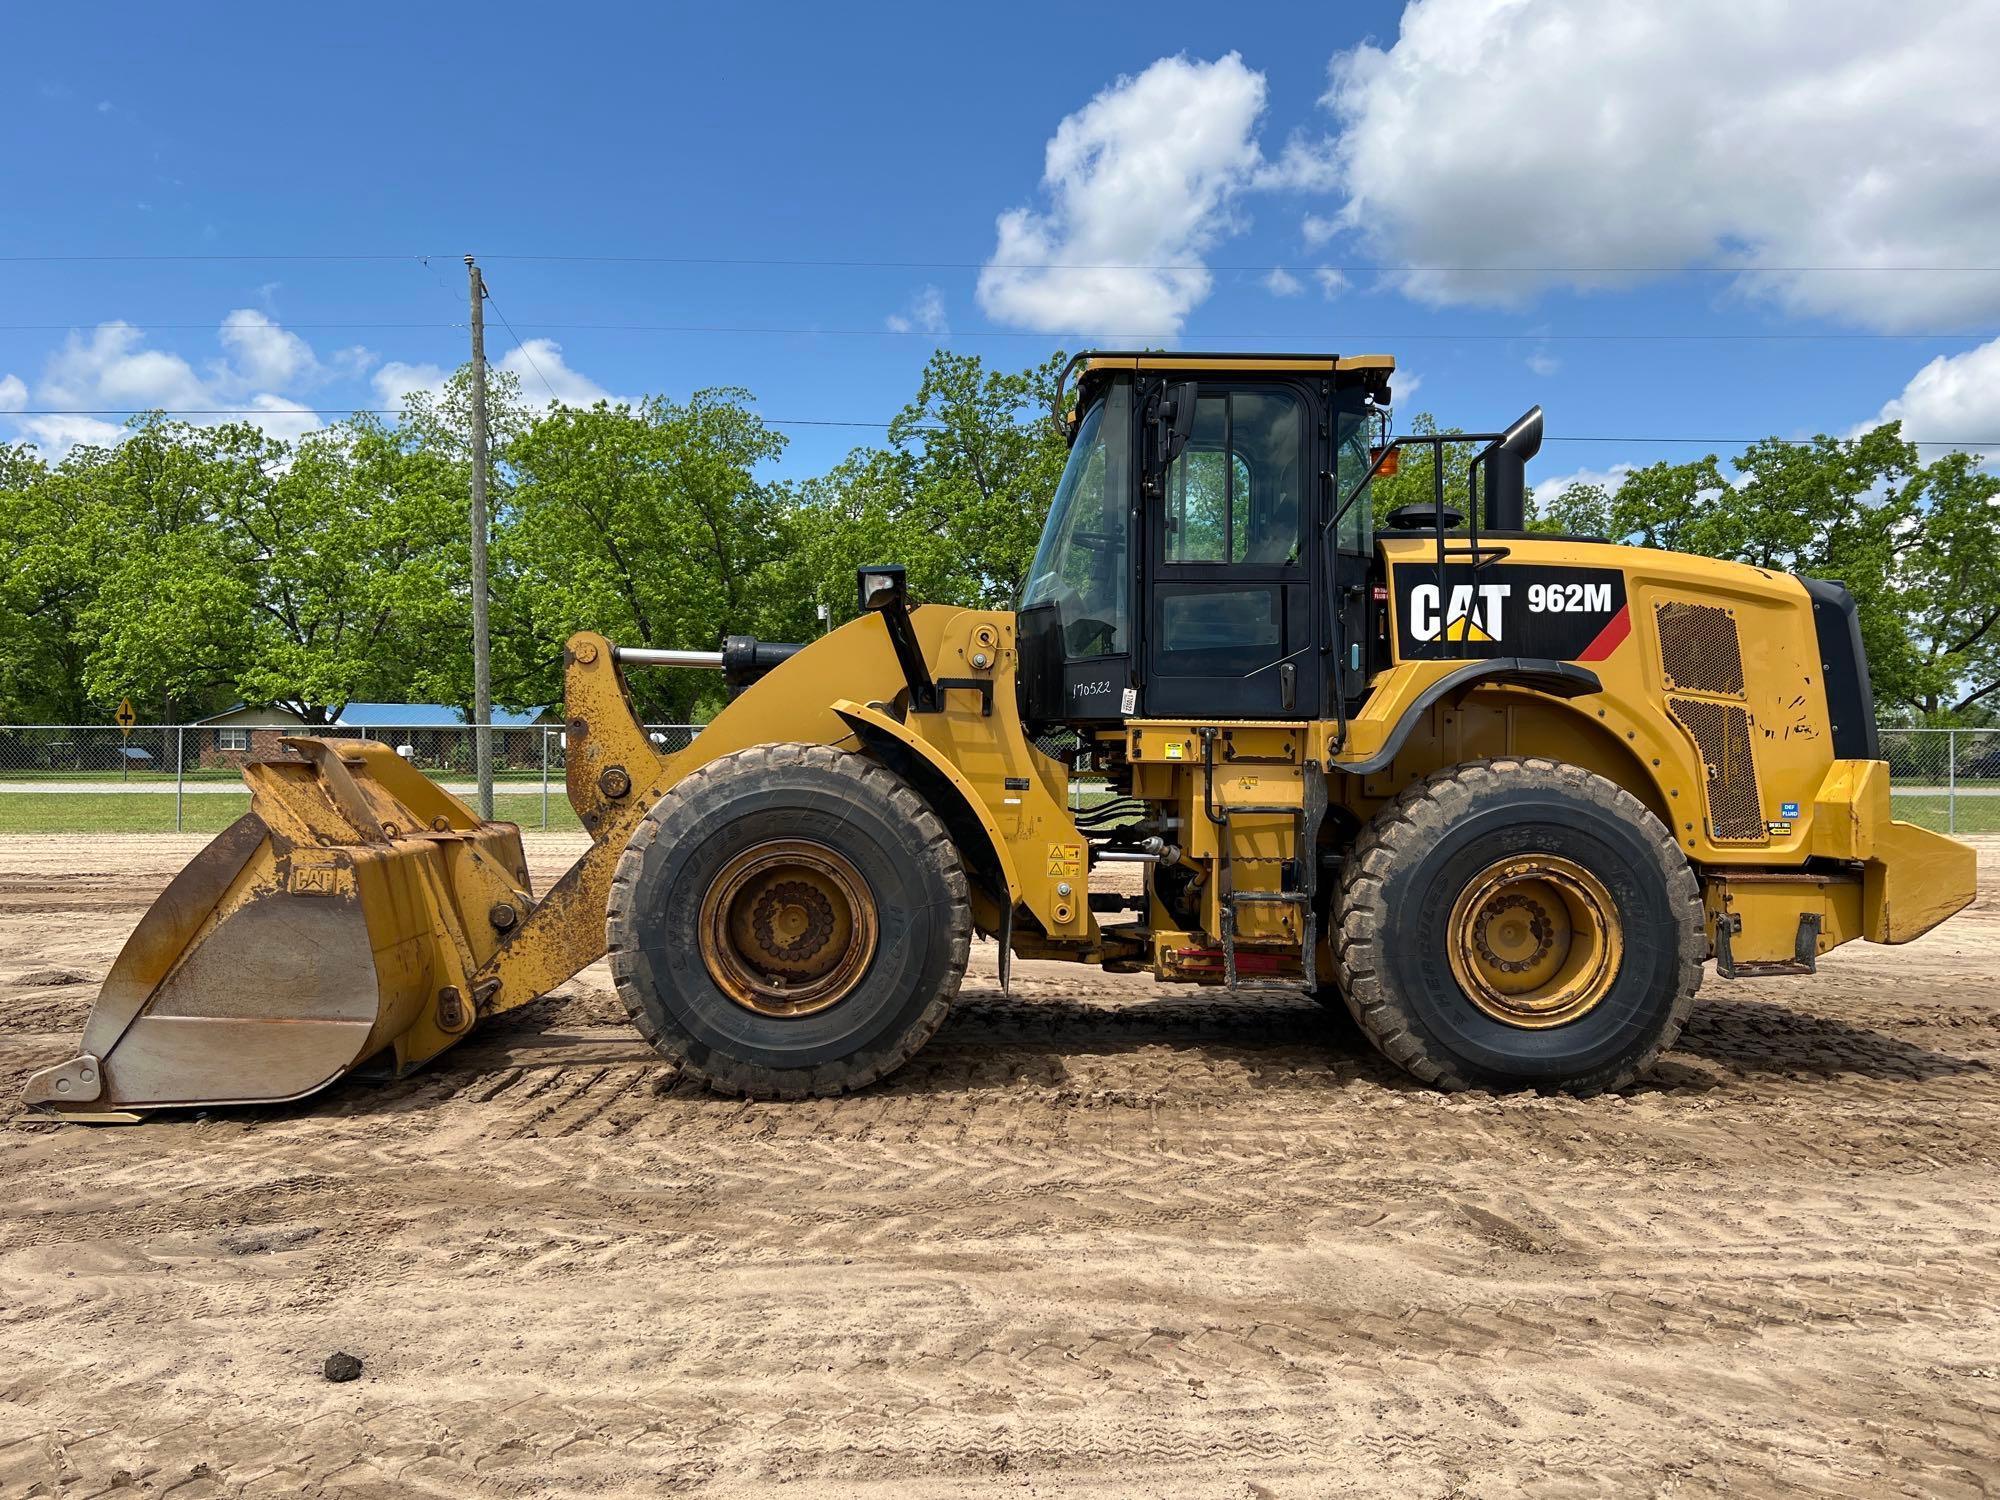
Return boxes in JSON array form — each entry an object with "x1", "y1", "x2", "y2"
[
  {"x1": 1889, "y1": 792, "x2": 2000, "y2": 834},
  {"x1": 0, "y1": 791, "x2": 581, "y2": 835},
  {"x1": 0, "y1": 787, "x2": 1988, "y2": 839},
  {"x1": 0, "y1": 767, "x2": 556, "y2": 784}
]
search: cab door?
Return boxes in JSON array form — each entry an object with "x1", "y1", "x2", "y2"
[{"x1": 1142, "y1": 380, "x2": 1320, "y2": 719}]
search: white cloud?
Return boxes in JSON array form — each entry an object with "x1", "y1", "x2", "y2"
[
  {"x1": 1252, "y1": 135, "x2": 1339, "y2": 192},
  {"x1": 12, "y1": 318, "x2": 338, "y2": 453},
  {"x1": 241, "y1": 394, "x2": 321, "y2": 445},
  {"x1": 218, "y1": 309, "x2": 318, "y2": 390},
  {"x1": 18, "y1": 413, "x2": 125, "y2": 453},
  {"x1": 1301, "y1": 213, "x2": 1338, "y2": 249},
  {"x1": 42, "y1": 323, "x2": 212, "y2": 413},
  {"x1": 372, "y1": 360, "x2": 449, "y2": 409},
  {"x1": 372, "y1": 341, "x2": 622, "y2": 414},
  {"x1": 1526, "y1": 349, "x2": 1560, "y2": 378},
  {"x1": 498, "y1": 338, "x2": 618, "y2": 408},
  {"x1": 979, "y1": 53, "x2": 1293, "y2": 335},
  {"x1": 1863, "y1": 336, "x2": 2000, "y2": 456},
  {"x1": 1263, "y1": 267, "x2": 1304, "y2": 297},
  {"x1": 886, "y1": 285, "x2": 949, "y2": 335},
  {"x1": 1313, "y1": 267, "x2": 1349, "y2": 300},
  {"x1": 6, "y1": 314, "x2": 621, "y2": 456},
  {"x1": 1534, "y1": 463, "x2": 1634, "y2": 506},
  {"x1": 1322, "y1": 0, "x2": 2000, "y2": 330},
  {"x1": 1391, "y1": 370, "x2": 1421, "y2": 406}
]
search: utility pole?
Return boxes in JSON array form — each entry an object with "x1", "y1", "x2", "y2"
[{"x1": 466, "y1": 254, "x2": 494, "y2": 820}]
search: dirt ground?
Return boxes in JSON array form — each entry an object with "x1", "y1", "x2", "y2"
[{"x1": 1, "y1": 833, "x2": 1997, "y2": 1499}]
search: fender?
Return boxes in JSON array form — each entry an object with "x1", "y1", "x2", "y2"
[
  {"x1": 832, "y1": 698, "x2": 1025, "y2": 907},
  {"x1": 1336, "y1": 658, "x2": 1602, "y2": 776}
]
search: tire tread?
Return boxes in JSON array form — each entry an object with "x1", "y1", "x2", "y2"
[
  {"x1": 604, "y1": 742, "x2": 971, "y2": 1099},
  {"x1": 1335, "y1": 757, "x2": 1703, "y2": 1094}
]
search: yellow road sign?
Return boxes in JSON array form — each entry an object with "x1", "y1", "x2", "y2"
[{"x1": 114, "y1": 698, "x2": 136, "y2": 735}]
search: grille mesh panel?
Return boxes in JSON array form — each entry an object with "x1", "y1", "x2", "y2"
[
  {"x1": 1656, "y1": 601, "x2": 1746, "y2": 698},
  {"x1": 1669, "y1": 697, "x2": 1765, "y2": 842}
]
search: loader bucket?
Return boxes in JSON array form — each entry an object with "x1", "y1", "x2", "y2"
[{"x1": 21, "y1": 738, "x2": 535, "y2": 1120}]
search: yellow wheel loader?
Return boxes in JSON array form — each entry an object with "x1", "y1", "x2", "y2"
[{"x1": 25, "y1": 352, "x2": 1978, "y2": 1120}]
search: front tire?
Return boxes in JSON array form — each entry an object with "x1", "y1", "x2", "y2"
[
  {"x1": 607, "y1": 743, "x2": 970, "y2": 1098},
  {"x1": 1336, "y1": 758, "x2": 1701, "y2": 1095}
]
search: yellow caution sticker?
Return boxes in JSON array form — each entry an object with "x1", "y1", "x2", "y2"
[
  {"x1": 1046, "y1": 842, "x2": 1082, "y2": 878},
  {"x1": 1164, "y1": 742, "x2": 1184, "y2": 760}
]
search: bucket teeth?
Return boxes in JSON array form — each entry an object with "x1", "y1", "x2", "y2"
[{"x1": 21, "y1": 1052, "x2": 104, "y2": 1108}]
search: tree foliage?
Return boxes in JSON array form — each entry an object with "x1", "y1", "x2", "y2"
[
  {"x1": 499, "y1": 390, "x2": 793, "y2": 721},
  {"x1": 2, "y1": 360, "x2": 1995, "y2": 729}
]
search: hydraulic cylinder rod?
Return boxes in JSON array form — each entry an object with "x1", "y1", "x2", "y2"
[{"x1": 612, "y1": 647, "x2": 726, "y2": 668}]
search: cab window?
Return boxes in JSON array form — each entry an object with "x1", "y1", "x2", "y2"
[
  {"x1": 1164, "y1": 388, "x2": 1304, "y2": 566},
  {"x1": 1019, "y1": 395, "x2": 1130, "y2": 659}
]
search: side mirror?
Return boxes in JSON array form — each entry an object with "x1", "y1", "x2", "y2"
[
  {"x1": 857, "y1": 565, "x2": 908, "y2": 615},
  {"x1": 1480, "y1": 406, "x2": 1543, "y2": 531},
  {"x1": 856, "y1": 563, "x2": 941, "y2": 712},
  {"x1": 1146, "y1": 381, "x2": 1197, "y2": 482}
]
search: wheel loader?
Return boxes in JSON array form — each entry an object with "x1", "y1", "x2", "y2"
[{"x1": 25, "y1": 351, "x2": 1978, "y2": 1120}]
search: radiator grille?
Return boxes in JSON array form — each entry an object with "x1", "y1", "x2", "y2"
[
  {"x1": 1656, "y1": 601, "x2": 1745, "y2": 698},
  {"x1": 1668, "y1": 697, "x2": 1765, "y2": 842}
]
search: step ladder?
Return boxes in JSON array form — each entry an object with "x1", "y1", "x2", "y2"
[{"x1": 1198, "y1": 727, "x2": 1328, "y2": 991}]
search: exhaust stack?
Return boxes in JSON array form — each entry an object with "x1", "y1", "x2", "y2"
[{"x1": 1481, "y1": 405, "x2": 1544, "y2": 532}]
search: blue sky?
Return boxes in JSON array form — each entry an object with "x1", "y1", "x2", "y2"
[{"x1": 5, "y1": 1, "x2": 1998, "y2": 493}]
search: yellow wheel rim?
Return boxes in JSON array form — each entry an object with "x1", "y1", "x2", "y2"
[
  {"x1": 698, "y1": 840, "x2": 878, "y2": 1017},
  {"x1": 1446, "y1": 854, "x2": 1623, "y2": 1029}
]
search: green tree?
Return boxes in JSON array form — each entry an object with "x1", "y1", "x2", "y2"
[
  {"x1": 71, "y1": 418, "x2": 276, "y2": 720},
  {"x1": 498, "y1": 390, "x2": 791, "y2": 720},
  {"x1": 1883, "y1": 448, "x2": 2000, "y2": 720},
  {"x1": 76, "y1": 414, "x2": 474, "y2": 723},
  {"x1": 0, "y1": 444, "x2": 100, "y2": 721},
  {"x1": 885, "y1": 350, "x2": 1071, "y2": 606},
  {"x1": 780, "y1": 351, "x2": 1071, "y2": 630}
]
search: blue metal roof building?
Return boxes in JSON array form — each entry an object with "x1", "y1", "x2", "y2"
[
  {"x1": 332, "y1": 703, "x2": 549, "y2": 728},
  {"x1": 194, "y1": 702, "x2": 552, "y2": 729}
]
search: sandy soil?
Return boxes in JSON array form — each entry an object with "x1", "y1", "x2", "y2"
[{"x1": 1, "y1": 831, "x2": 1997, "y2": 1498}]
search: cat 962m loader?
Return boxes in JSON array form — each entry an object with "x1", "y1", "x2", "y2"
[{"x1": 26, "y1": 351, "x2": 1977, "y2": 1120}]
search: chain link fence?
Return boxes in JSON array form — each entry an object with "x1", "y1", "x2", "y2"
[
  {"x1": 1879, "y1": 727, "x2": 2000, "y2": 835},
  {"x1": 0, "y1": 722, "x2": 1994, "y2": 835},
  {"x1": 0, "y1": 723, "x2": 700, "y2": 831}
]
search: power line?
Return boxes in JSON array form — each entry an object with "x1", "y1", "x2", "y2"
[
  {"x1": 0, "y1": 253, "x2": 436, "y2": 263},
  {"x1": 4, "y1": 250, "x2": 2000, "y2": 275},
  {"x1": 5, "y1": 319, "x2": 1996, "y2": 344},
  {"x1": 5, "y1": 406, "x2": 909, "y2": 429},
  {"x1": 480, "y1": 288, "x2": 560, "y2": 405},
  {"x1": 484, "y1": 255, "x2": 2000, "y2": 276},
  {"x1": 0, "y1": 323, "x2": 463, "y2": 331}
]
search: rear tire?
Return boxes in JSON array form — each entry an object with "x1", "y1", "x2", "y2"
[
  {"x1": 607, "y1": 743, "x2": 970, "y2": 1098},
  {"x1": 1336, "y1": 758, "x2": 1701, "y2": 1095}
]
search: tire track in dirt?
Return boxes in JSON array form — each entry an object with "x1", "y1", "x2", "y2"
[{"x1": 1, "y1": 834, "x2": 1997, "y2": 1497}]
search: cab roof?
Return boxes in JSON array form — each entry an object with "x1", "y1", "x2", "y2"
[
  {"x1": 1073, "y1": 350, "x2": 1393, "y2": 377},
  {"x1": 1057, "y1": 350, "x2": 1396, "y2": 438}
]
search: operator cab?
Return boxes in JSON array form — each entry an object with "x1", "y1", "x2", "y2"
[{"x1": 1017, "y1": 352, "x2": 1393, "y2": 728}]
